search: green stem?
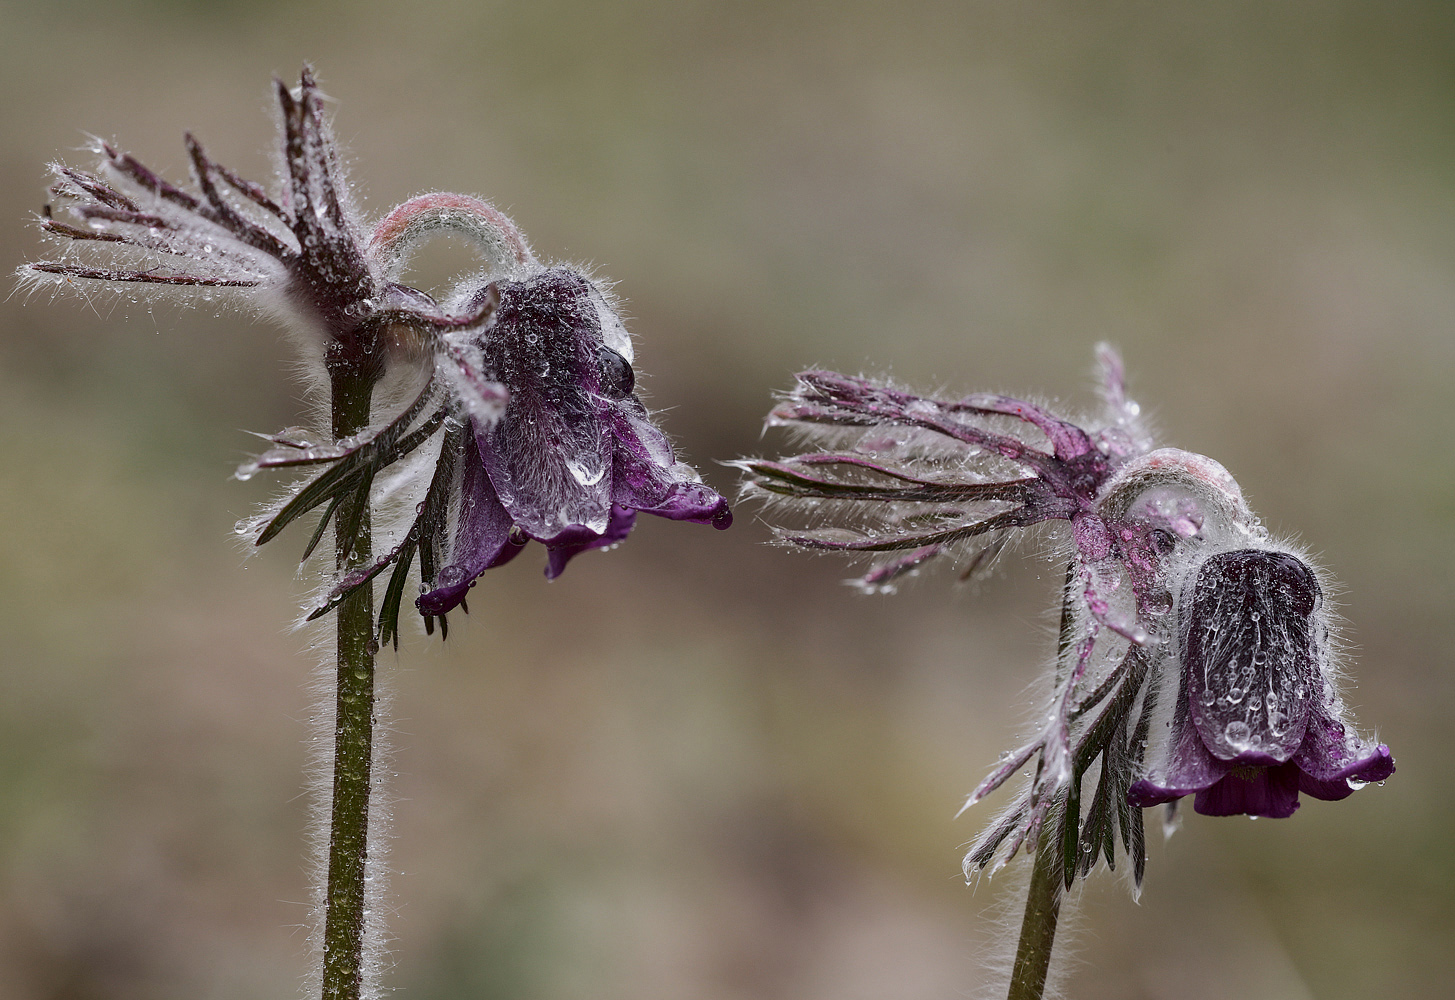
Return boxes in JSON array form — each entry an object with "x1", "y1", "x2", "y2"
[
  {"x1": 1007, "y1": 569, "x2": 1077, "y2": 1000},
  {"x1": 322, "y1": 364, "x2": 378, "y2": 1000},
  {"x1": 1006, "y1": 814, "x2": 1064, "y2": 1000}
]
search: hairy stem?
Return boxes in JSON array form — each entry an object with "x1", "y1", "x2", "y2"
[
  {"x1": 322, "y1": 364, "x2": 378, "y2": 1000},
  {"x1": 1007, "y1": 813, "x2": 1064, "y2": 1000},
  {"x1": 1007, "y1": 569, "x2": 1076, "y2": 1000}
]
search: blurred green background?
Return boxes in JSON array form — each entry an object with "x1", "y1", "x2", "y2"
[{"x1": 2, "y1": 2, "x2": 1451, "y2": 998}]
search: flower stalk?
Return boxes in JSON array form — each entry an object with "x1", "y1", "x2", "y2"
[
  {"x1": 1008, "y1": 820, "x2": 1063, "y2": 1000},
  {"x1": 322, "y1": 361, "x2": 379, "y2": 1000}
]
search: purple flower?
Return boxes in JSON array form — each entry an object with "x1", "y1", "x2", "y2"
[
  {"x1": 22, "y1": 68, "x2": 730, "y2": 642},
  {"x1": 411, "y1": 267, "x2": 731, "y2": 617},
  {"x1": 740, "y1": 347, "x2": 1393, "y2": 889},
  {"x1": 1126, "y1": 549, "x2": 1393, "y2": 818}
]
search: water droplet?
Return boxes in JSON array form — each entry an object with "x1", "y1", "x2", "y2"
[
  {"x1": 564, "y1": 455, "x2": 606, "y2": 487},
  {"x1": 436, "y1": 564, "x2": 468, "y2": 588},
  {"x1": 1223, "y1": 720, "x2": 1252, "y2": 748}
]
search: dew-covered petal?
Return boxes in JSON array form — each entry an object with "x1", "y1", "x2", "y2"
[
  {"x1": 1127, "y1": 700, "x2": 1231, "y2": 808},
  {"x1": 607, "y1": 396, "x2": 731, "y2": 528},
  {"x1": 1182, "y1": 549, "x2": 1320, "y2": 763},
  {"x1": 417, "y1": 435, "x2": 525, "y2": 615},
  {"x1": 543, "y1": 505, "x2": 638, "y2": 580},
  {"x1": 472, "y1": 267, "x2": 614, "y2": 540},
  {"x1": 1291, "y1": 708, "x2": 1395, "y2": 800}
]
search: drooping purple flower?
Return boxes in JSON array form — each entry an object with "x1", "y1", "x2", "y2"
[
  {"x1": 739, "y1": 347, "x2": 1393, "y2": 891},
  {"x1": 22, "y1": 67, "x2": 730, "y2": 643},
  {"x1": 408, "y1": 265, "x2": 732, "y2": 617},
  {"x1": 1126, "y1": 549, "x2": 1393, "y2": 818}
]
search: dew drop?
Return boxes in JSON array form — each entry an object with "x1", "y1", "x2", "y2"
[
  {"x1": 565, "y1": 455, "x2": 606, "y2": 487},
  {"x1": 435, "y1": 564, "x2": 468, "y2": 588}
]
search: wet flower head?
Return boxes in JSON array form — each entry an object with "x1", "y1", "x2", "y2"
[
  {"x1": 22, "y1": 68, "x2": 730, "y2": 643},
  {"x1": 739, "y1": 347, "x2": 1391, "y2": 890}
]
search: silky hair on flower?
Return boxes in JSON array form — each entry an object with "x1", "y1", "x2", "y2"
[
  {"x1": 21, "y1": 69, "x2": 731, "y2": 645},
  {"x1": 20, "y1": 67, "x2": 731, "y2": 1000},
  {"x1": 740, "y1": 345, "x2": 1392, "y2": 998}
]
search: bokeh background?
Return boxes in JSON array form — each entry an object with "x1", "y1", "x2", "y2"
[{"x1": 2, "y1": 2, "x2": 1451, "y2": 998}]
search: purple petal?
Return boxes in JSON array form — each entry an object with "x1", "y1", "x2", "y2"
[
  {"x1": 1193, "y1": 762, "x2": 1303, "y2": 818},
  {"x1": 473, "y1": 268, "x2": 614, "y2": 541},
  {"x1": 417, "y1": 436, "x2": 525, "y2": 615},
  {"x1": 1127, "y1": 697, "x2": 1232, "y2": 807},
  {"x1": 1291, "y1": 708, "x2": 1395, "y2": 800},
  {"x1": 607, "y1": 396, "x2": 731, "y2": 528},
  {"x1": 1183, "y1": 550, "x2": 1320, "y2": 763},
  {"x1": 543, "y1": 505, "x2": 638, "y2": 579}
]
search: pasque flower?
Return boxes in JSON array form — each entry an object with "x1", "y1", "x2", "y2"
[
  {"x1": 23, "y1": 68, "x2": 730, "y2": 643},
  {"x1": 740, "y1": 347, "x2": 1392, "y2": 890},
  {"x1": 1126, "y1": 548, "x2": 1393, "y2": 818},
  {"x1": 367, "y1": 263, "x2": 732, "y2": 624},
  {"x1": 24, "y1": 67, "x2": 733, "y2": 1000}
]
